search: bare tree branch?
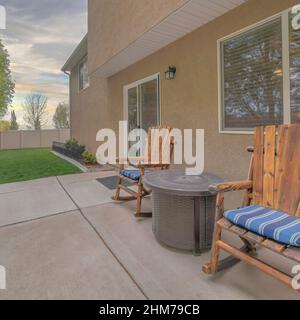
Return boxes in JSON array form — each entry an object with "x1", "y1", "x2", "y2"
[{"x1": 23, "y1": 94, "x2": 48, "y2": 130}]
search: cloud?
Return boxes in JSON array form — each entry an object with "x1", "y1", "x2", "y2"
[{"x1": 0, "y1": 0, "x2": 87, "y2": 128}]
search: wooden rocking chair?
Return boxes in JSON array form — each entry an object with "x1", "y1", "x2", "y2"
[
  {"x1": 203, "y1": 124, "x2": 300, "y2": 290},
  {"x1": 112, "y1": 126, "x2": 174, "y2": 217}
]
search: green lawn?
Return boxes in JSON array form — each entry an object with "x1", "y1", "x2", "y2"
[{"x1": 0, "y1": 148, "x2": 81, "y2": 184}]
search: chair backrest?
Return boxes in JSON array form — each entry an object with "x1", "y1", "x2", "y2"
[
  {"x1": 146, "y1": 126, "x2": 174, "y2": 166},
  {"x1": 250, "y1": 124, "x2": 300, "y2": 216}
]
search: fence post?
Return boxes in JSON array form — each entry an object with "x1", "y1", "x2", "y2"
[
  {"x1": 0, "y1": 132, "x2": 2, "y2": 150},
  {"x1": 20, "y1": 131, "x2": 23, "y2": 148}
]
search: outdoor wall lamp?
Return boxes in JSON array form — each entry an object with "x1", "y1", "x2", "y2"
[
  {"x1": 165, "y1": 66, "x2": 176, "y2": 80},
  {"x1": 274, "y1": 67, "x2": 283, "y2": 77}
]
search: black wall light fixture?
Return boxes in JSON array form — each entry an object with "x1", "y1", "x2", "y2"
[{"x1": 165, "y1": 66, "x2": 176, "y2": 80}]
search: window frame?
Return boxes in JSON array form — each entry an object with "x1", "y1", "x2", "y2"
[
  {"x1": 218, "y1": 9, "x2": 291, "y2": 134},
  {"x1": 78, "y1": 56, "x2": 89, "y2": 92},
  {"x1": 123, "y1": 73, "x2": 161, "y2": 128}
]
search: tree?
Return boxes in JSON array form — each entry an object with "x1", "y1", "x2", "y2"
[
  {"x1": 23, "y1": 94, "x2": 48, "y2": 130},
  {"x1": 0, "y1": 40, "x2": 15, "y2": 118},
  {"x1": 53, "y1": 102, "x2": 70, "y2": 129},
  {"x1": 0, "y1": 120, "x2": 10, "y2": 132},
  {"x1": 10, "y1": 110, "x2": 18, "y2": 130}
]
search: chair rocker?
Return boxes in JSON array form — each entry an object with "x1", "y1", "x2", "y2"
[
  {"x1": 112, "y1": 126, "x2": 173, "y2": 217},
  {"x1": 203, "y1": 124, "x2": 300, "y2": 290}
]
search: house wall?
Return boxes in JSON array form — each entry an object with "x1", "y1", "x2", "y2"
[
  {"x1": 106, "y1": 0, "x2": 299, "y2": 180},
  {"x1": 71, "y1": 0, "x2": 299, "y2": 206},
  {"x1": 69, "y1": 63, "x2": 109, "y2": 152},
  {"x1": 88, "y1": 0, "x2": 189, "y2": 74}
]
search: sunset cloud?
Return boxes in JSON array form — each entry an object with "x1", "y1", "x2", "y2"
[{"x1": 0, "y1": 0, "x2": 87, "y2": 128}]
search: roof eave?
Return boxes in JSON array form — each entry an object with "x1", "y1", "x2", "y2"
[{"x1": 61, "y1": 34, "x2": 88, "y2": 73}]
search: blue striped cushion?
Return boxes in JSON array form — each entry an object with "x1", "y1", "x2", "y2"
[
  {"x1": 121, "y1": 169, "x2": 150, "y2": 181},
  {"x1": 225, "y1": 205, "x2": 300, "y2": 247}
]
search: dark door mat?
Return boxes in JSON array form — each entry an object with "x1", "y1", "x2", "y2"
[{"x1": 96, "y1": 176, "x2": 133, "y2": 190}]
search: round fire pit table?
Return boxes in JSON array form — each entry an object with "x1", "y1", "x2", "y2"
[{"x1": 144, "y1": 170, "x2": 223, "y2": 255}]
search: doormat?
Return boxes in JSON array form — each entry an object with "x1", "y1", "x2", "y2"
[{"x1": 96, "y1": 176, "x2": 133, "y2": 190}]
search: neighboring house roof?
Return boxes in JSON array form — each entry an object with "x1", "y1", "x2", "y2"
[{"x1": 61, "y1": 34, "x2": 87, "y2": 73}]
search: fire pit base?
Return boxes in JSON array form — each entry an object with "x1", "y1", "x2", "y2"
[{"x1": 144, "y1": 170, "x2": 223, "y2": 254}]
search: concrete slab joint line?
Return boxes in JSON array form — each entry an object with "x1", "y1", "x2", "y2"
[
  {"x1": 55, "y1": 177, "x2": 149, "y2": 300},
  {"x1": 0, "y1": 208, "x2": 78, "y2": 230}
]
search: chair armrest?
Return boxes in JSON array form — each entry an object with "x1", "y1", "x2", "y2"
[
  {"x1": 128, "y1": 156, "x2": 147, "y2": 162},
  {"x1": 116, "y1": 156, "x2": 148, "y2": 165},
  {"x1": 209, "y1": 180, "x2": 253, "y2": 193},
  {"x1": 134, "y1": 164, "x2": 170, "y2": 170},
  {"x1": 116, "y1": 156, "x2": 146, "y2": 162}
]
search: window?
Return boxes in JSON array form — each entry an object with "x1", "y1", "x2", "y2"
[
  {"x1": 290, "y1": 11, "x2": 300, "y2": 123},
  {"x1": 79, "y1": 58, "x2": 89, "y2": 91},
  {"x1": 124, "y1": 74, "x2": 160, "y2": 132},
  {"x1": 219, "y1": 8, "x2": 300, "y2": 132}
]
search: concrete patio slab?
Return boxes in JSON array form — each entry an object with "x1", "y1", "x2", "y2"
[
  {"x1": 83, "y1": 202, "x2": 300, "y2": 300},
  {"x1": 0, "y1": 177, "x2": 57, "y2": 194},
  {"x1": 0, "y1": 211, "x2": 145, "y2": 300},
  {"x1": 57, "y1": 171, "x2": 117, "y2": 185},
  {"x1": 0, "y1": 177, "x2": 76, "y2": 227},
  {"x1": 1, "y1": 171, "x2": 298, "y2": 300},
  {"x1": 59, "y1": 178, "x2": 114, "y2": 209}
]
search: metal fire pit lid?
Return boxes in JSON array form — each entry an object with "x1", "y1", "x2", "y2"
[{"x1": 144, "y1": 170, "x2": 224, "y2": 197}]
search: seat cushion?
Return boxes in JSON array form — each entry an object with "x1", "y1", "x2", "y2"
[
  {"x1": 225, "y1": 205, "x2": 300, "y2": 247},
  {"x1": 120, "y1": 169, "x2": 150, "y2": 181}
]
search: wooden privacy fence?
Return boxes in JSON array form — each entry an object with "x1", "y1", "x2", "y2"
[{"x1": 0, "y1": 129, "x2": 70, "y2": 150}]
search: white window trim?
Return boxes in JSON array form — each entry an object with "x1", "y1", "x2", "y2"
[
  {"x1": 218, "y1": 8, "x2": 292, "y2": 135},
  {"x1": 78, "y1": 56, "x2": 90, "y2": 92},
  {"x1": 282, "y1": 11, "x2": 291, "y2": 125},
  {"x1": 123, "y1": 73, "x2": 161, "y2": 127}
]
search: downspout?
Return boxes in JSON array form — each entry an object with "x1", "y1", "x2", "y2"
[{"x1": 63, "y1": 70, "x2": 72, "y2": 140}]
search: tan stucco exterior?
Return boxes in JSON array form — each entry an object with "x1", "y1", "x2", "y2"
[
  {"x1": 88, "y1": 0, "x2": 189, "y2": 74},
  {"x1": 69, "y1": 63, "x2": 109, "y2": 152},
  {"x1": 69, "y1": 0, "x2": 300, "y2": 206}
]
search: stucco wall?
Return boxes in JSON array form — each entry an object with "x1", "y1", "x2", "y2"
[
  {"x1": 70, "y1": 0, "x2": 299, "y2": 206},
  {"x1": 88, "y1": 0, "x2": 189, "y2": 74},
  {"x1": 69, "y1": 63, "x2": 109, "y2": 152},
  {"x1": 106, "y1": 0, "x2": 299, "y2": 179}
]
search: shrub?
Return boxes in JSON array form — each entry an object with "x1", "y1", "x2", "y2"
[
  {"x1": 0, "y1": 120, "x2": 11, "y2": 132},
  {"x1": 65, "y1": 139, "x2": 85, "y2": 157},
  {"x1": 82, "y1": 150, "x2": 97, "y2": 165}
]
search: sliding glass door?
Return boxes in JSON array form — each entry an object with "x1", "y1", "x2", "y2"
[
  {"x1": 127, "y1": 87, "x2": 139, "y2": 132},
  {"x1": 124, "y1": 74, "x2": 160, "y2": 132},
  {"x1": 140, "y1": 78, "x2": 160, "y2": 130}
]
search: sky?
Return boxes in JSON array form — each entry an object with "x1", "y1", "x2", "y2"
[{"x1": 0, "y1": 0, "x2": 87, "y2": 128}]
